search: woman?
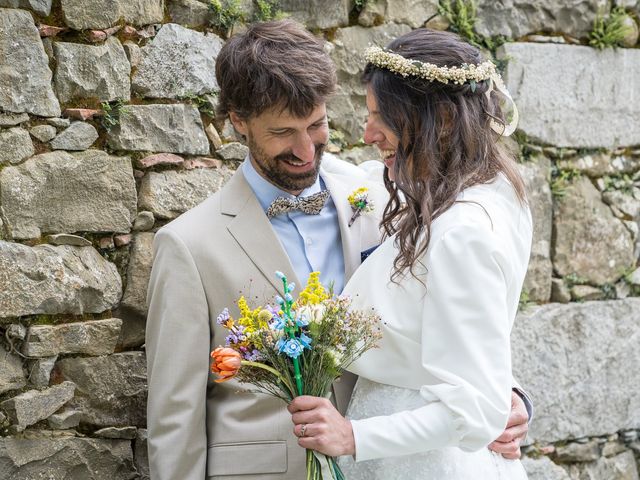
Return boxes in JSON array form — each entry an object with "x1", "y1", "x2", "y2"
[{"x1": 288, "y1": 29, "x2": 531, "y2": 478}]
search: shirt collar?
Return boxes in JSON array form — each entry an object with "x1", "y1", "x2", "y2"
[{"x1": 242, "y1": 155, "x2": 323, "y2": 213}]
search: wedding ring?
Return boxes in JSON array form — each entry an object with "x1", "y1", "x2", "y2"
[{"x1": 299, "y1": 424, "x2": 307, "y2": 438}]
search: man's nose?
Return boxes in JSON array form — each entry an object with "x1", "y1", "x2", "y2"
[{"x1": 292, "y1": 133, "x2": 315, "y2": 162}]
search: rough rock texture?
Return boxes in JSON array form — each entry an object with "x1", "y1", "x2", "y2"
[
  {"x1": 279, "y1": 0, "x2": 350, "y2": 29},
  {"x1": 216, "y1": 142, "x2": 249, "y2": 161},
  {"x1": 0, "y1": 8, "x2": 60, "y2": 116},
  {"x1": 28, "y1": 356, "x2": 57, "y2": 387},
  {"x1": 358, "y1": 0, "x2": 438, "y2": 28},
  {"x1": 499, "y1": 43, "x2": 640, "y2": 148},
  {"x1": 512, "y1": 299, "x2": 640, "y2": 444},
  {"x1": 30, "y1": 125, "x2": 58, "y2": 142},
  {"x1": 121, "y1": 233, "x2": 154, "y2": 318},
  {"x1": 50, "y1": 122, "x2": 99, "y2": 151},
  {"x1": 0, "y1": 0, "x2": 51, "y2": 16},
  {"x1": 138, "y1": 167, "x2": 233, "y2": 219},
  {"x1": 132, "y1": 23, "x2": 223, "y2": 99},
  {"x1": 0, "y1": 242, "x2": 122, "y2": 317},
  {"x1": 0, "y1": 436, "x2": 135, "y2": 479},
  {"x1": 328, "y1": 24, "x2": 411, "y2": 143},
  {"x1": 518, "y1": 155, "x2": 553, "y2": 302},
  {"x1": 106, "y1": 104, "x2": 209, "y2": 155},
  {"x1": 0, "y1": 112, "x2": 29, "y2": 126},
  {"x1": 0, "y1": 127, "x2": 34, "y2": 165},
  {"x1": 167, "y1": 0, "x2": 211, "y2": 28},
  {"x1": 134, "y1": 428, "x2": 149, "y2": 479},
  {"x1": 0, "y1": 350, "x2": 26, "y2": 394},
  {"x1": 521, "y1": 456, "x2": 570, "y2": 480},
  {"x1": 1, "y1": 150, "x2": 136, "y2": 239},
  {"x1": 552, "y1": 176, "x2": 635, "y2": 285},
  {"x1": 475, "y1": 0, "x2": 608, "y2": 40},
  {"x1": 54, "y1": 352, "x2": 147, "y2": 427},
  {"x1": 60, "y1": 0, "x2": 164, "y2": 30},
  {"x1": 23, "y1": 319, "x2": 122, "y2": 357},
  {"x1": 54, "y1": 37, "x2": 131, "y2": 104},
  {"x1": 568, "y1": 451, "x2": 640, "y2": 479},
  {"x1": 1, "y1": 381, "x2": 75, "y2": 431}
]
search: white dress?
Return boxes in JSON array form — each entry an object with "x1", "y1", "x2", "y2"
[{"x1": 338, "y1": 175, "x2": 531, "y2": 479}]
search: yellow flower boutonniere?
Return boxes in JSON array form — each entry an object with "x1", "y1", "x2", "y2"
[{"x1": 347, "y1": 187, "x2": 374, "y2": 227}]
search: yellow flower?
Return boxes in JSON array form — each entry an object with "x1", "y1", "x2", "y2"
[{"x1": 298, "y1": 272, "x2": 329, "y2": 306}]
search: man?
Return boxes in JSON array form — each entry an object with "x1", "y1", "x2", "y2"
[{"x1": 146, "y1": 19, "x2": 531, "y2": 480}]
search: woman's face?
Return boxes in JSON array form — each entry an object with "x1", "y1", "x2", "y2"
[{"x1": 363, "y1": 86, "x2": 399, "y2": 181}]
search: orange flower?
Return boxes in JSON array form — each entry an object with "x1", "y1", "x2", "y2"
[{"x1": 210, "y1": 347, "x2": 241, "y2": 383}]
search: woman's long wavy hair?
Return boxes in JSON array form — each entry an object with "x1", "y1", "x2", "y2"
[{"x1": 363, "y1": 29, "x2": 526, "y2": 282}]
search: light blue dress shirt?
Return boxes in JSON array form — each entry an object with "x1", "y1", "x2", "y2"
[{"x1": 242, "y1": 159, "x2": 346, "y2": 293}]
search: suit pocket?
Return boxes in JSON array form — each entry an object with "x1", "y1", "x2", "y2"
[{"x1": 207, "y1": 440, "x2": 287, "y2": 476}]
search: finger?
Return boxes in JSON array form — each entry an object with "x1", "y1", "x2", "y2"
[
  {"x1": 488, "y1": 439, "x2": 521, "y2": 458},
  {"x1": 507, "y1": 392, "x2": 528, "y2": 427},
  {"x1": 294, "y1": 423, "x2": 313, "y2": 438},
  {"x1": 288, "y1": 395, "x2": 329, "y2": 413},
  {"x1": 493, "y1": 423, "x2": 528, "y2": 443},
  {"x1": 291, "y1": 410, "x2": 317, "y2": 426}
]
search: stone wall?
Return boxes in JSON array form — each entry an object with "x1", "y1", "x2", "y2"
[{"x1": 0, "y1": 1, "x2": 639, "y2": 478}]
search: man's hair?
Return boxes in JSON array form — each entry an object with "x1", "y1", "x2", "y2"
[{"x1": 215, "y1": 19, "x2": 336, "y2": 119}]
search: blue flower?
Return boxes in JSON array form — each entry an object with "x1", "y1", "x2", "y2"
[
  {"x1": 287, "y1": 282, "x2": 296, "y2": 293},
  {"x1": 275, "y1": 295, "x2": 285, "y2": 305},
  {"x1": 272, "y1": 315, "x2": 287, "y2": 330},
  {"x1": 278, "y1": 338, "x2": 304, "y2": 359},
  {"x1": 284, "y1": 293, "x2": 293, "y2": 302},
  {"x1": 295, "y1": 315, "x2": 309, "y2": 327},
  {"x1": 275, "y1": 271, "x2": 286, "y2": 281},
  {"x1": 298, "y1": 332, "x2": 312, "y2": 349}
]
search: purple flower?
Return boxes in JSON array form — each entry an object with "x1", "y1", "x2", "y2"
[
  {"x1": 216, "y1": 308, "x2": 230, "y2": 325},
  {"x1": 243, "y1": 349, "x2": 263, "y2": 361}
]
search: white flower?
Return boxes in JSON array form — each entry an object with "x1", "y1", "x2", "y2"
[{"x1": 298, "y1": 304, "x2": 327, "y2": 324}]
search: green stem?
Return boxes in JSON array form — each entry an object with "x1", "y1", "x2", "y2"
[
  {"x1": 240, "y1": 360, "x2": 296, "y2": 398},
  {"x1": 281, "y1": 276, "x2": 304, "y2": 396}
]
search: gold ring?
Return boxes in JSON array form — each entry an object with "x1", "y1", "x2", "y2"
[{"x1": 300, "y1": 424, "x2": 307, "y2": 437}]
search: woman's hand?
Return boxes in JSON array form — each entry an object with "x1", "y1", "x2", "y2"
[{"x1": 287, "y1": 395, "x2": 356, "y2": 457}]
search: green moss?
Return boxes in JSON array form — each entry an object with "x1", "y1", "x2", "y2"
[
  {"x1": 589, "y1": 6, "x2": 636, "y2": 49},
  {"x1": 438, "y1": 0, "x2": 480, "y2": 47},
  {"x1": 550, "y1": 166, "x2": 580, "y2": 198},
  {"x1": 99, "y1": 100, "x2": 130, "y2": 132},
  {"x1": 180, "y1": 92, "x2": 216, "y2": 118},
  {"x1": 253, "y1": 0, "x2": 287, "y2": 21},
  {"x1": 517, "y1": 290, "x2": 534, "y2": 311},
  {"x1": 208, "y1": 0, "x2": 245, "y2": 37}
]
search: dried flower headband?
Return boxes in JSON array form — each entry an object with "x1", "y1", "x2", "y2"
[{"x1": 363, "y1": 46, "x2": 519, "y2": 136}]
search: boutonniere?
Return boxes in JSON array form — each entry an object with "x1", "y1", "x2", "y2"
[{"x1": 347, "y1": 187, "x2": 375, "y2": 227}]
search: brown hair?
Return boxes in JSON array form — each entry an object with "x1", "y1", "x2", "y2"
[
  {"x1": 363, "y1": 29, "x2": 526, "y2": 281},
  {"x1": 215, "y1": 19, "x2": 336, "y2": 119}
]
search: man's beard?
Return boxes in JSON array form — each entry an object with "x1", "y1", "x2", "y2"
[{"x1": 247, "y1": 135, "x2": 325, "y2": 193}]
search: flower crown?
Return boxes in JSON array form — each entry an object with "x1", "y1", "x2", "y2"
[
  {"x1": 364, "y1": 46, "x2": 497, "y2": 86},
  {"x1": 363, "y1": 45, "x2": 519, "y2": 136}
]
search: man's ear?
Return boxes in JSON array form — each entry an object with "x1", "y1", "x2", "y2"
[{"x1": 229, "y1": 112, "x2": 248, "y2": 137}]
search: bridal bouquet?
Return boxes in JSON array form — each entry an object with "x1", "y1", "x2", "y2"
[{"x1": 210, "y1": 271, "x2": 382, "y2": 480}]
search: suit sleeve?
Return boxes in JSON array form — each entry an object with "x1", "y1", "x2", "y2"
[
  {"x1": 351, "y1": 224, "x2": 514, "y2": 461},
  {"x1": 146, "y1": 228, "x2": 210, "y2": 480}
]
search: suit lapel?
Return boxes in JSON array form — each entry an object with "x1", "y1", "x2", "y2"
[
  {"x1": 222, "y1": 169, "x2": 301, "y2": 293},
  {"x1": 320, "y1": 170, "x2": 363, "y2": 283}
]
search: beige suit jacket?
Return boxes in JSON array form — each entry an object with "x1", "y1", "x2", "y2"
[{"x1": 146, "y1": 155, "x2": 389, "y2": 479}]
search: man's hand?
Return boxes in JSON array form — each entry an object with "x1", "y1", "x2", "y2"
[
  {"x1": 287, "y1": 396, "x2": 355, "y2": 457},
  {"x1": 488, "y1": 390, "x2": 529, "y2": 459}
]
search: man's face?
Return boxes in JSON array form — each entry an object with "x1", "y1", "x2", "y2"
[{"x1": 230, "y1": 104, "x2": 329, "y2": 195}]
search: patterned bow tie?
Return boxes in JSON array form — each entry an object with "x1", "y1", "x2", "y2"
[{"x1": 266, "y1": 190, "x2": 330, "y2": 219}]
